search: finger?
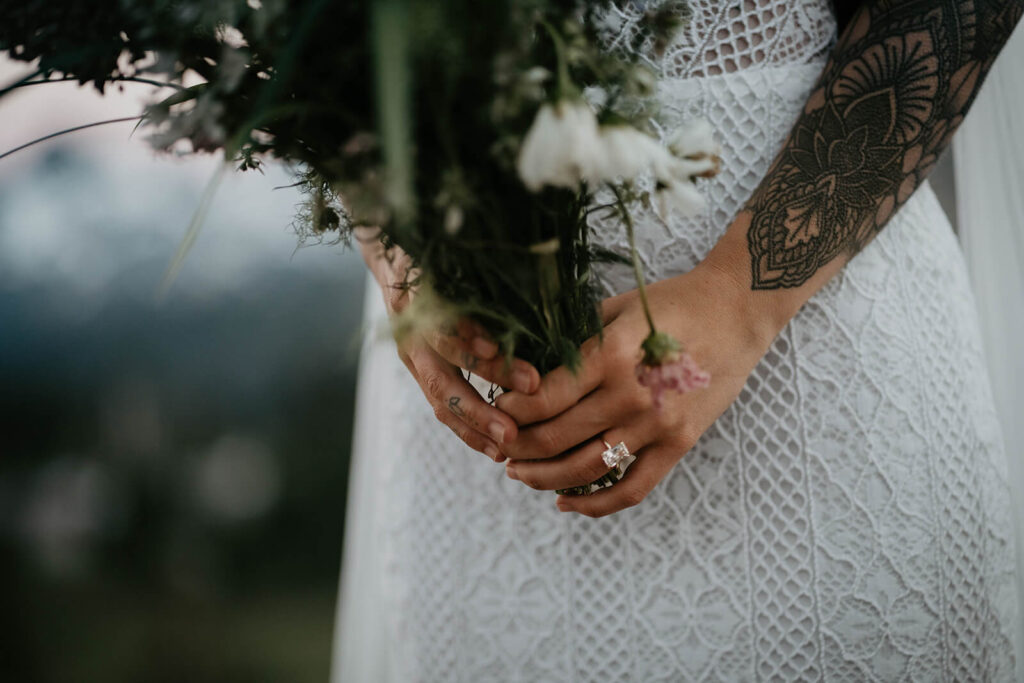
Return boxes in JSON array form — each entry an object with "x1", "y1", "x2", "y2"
[
  {"x1": 505, "y1": 425, "x2": 654, "y2": 491},
  {"x1": 424, "y1": 317, "x2": 543, "y2": 394},
  {"x1": 554, "y1": 444, "x2": 680, "y2": 518},
  {"x1": 430, "y1": 318, "x2": 499, "y2": 359},
  {"x1": 434, "y1": 403, "x2": 506, "y2": 462},
  {"x1": 495, "y1": 335, "x2": 605, "y2": 425},
  {"x1": 402, "y1": 348, "x2": 505, "y2": 462},
  {"x1": 384, "y1": 281, "x2": 414, "y2": 315},
  {"x1": 432, "y1": 334, "x2": 540, "y2": 394},
  {"x1": 455, "y1": 318, "x2": 501, "y2": 360},
  {"x1": 500, "y1": 390, "x2": 622, "y2": 461},
  {"x1": 406, "y1": 339, "x2": 519, "y2": 448},
  {"x1": 380, "y1": 254, "x2": 420, "y2": 314}
]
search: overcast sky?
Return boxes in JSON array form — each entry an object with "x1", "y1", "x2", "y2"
[{"x1": 0, "y1": 56, "x2": 359, "y2": 307}]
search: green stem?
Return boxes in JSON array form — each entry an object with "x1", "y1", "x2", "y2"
[
  {"x1": 538, "y1": 18, "x2": 573, "y2": 99},
  {"x1": 0, "y1": 68, "x2": 43, "y2": 99},
  {"x1": 372, "y1": 0, "x2": 415, "y2": 229},
  {"x1": 2, "y1": 74, "x2": 185, "y2": 93},
  {"x1": 0, "y1": 116, "x2": 142, "y2": 161},
  {"x1": 157, "y1": 161, "x2": 230, "y2": 299},
  {"x1": 612, "y1": 186, "x2": 656, "y2": 334}
]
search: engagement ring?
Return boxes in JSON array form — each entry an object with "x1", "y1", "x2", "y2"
[
  {"x1": 555, "y1": 439, "x2": 637, "y2": 496},
  {"x1": 601, "y1": 440, "x2": 632, "y2": 469}
]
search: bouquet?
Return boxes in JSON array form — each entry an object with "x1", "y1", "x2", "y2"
[{"x1": 1, "y1": 0, "x2": 719, "y2": 489}]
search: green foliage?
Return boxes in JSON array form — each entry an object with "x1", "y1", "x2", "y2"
[{"x1": 0, "y1": 0, "x2": 687, "y2": 373}]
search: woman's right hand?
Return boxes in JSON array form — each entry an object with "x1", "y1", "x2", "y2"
[{"x1": 356, "y1": 228, "x2": 540, "y2": 462}]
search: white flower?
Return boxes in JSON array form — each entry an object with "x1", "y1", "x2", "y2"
[
  {"x1": 215, "y1": 24, "x2": 248, "y2": 49},
  {"x1": 584, "y1": 121, "x2": 720, "y2": 188},
  {"x1": 584, "y1": 125, "x2": 676, "y2": 183},
  {"x1": 523, "y1": 66, "x2": 551, "y2": 84},
  {"x1": 653, "y1": 154, "x2": 720, "y2": 184},
  {"x1": 666, "y1": 118, "x2": 721, "y2": 160},
  {"x1": 582, "y1": 85, "x2": 608, "y2": 110},
  {"x1": 516, "y1": 100, "x2": 600, "y2": 192},
  {"x1": 656, "y1": 177, "x2": 706, "y2": 217},
  {"x1": 651, "y1": 119, "x2": 721, "y2": 218},
  {"x1": 630, "y1": 66, "x2": 657, "y2": 96}
]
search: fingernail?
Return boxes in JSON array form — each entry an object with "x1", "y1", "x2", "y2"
[
  {"x1": 506, "y1": 463, "x2": 520, "y2": 480},
  {"x1": 472, "y1": 337, "x2": 498, "y2": 359},
  {"x1": 487, "y1": 422, "x2": 506, "y2": 444},
  {"x1": 556, "y1": 499, "x2": 572, "y2": 512},
  {"x1": 512, "y1": 368, "x2": 534, "y2": 394},
  {"x1": 484, "y1": 445, "x2": 500, "y2": 461}
]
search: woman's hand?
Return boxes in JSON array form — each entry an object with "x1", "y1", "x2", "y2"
[
  {"x1": 496, "y1": 257, "x2": 781, "y2": 516},
  {"x1": 356, "y1": 228, "x2": 541, "y2": 462}
]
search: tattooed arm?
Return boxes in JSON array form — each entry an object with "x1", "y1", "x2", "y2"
[
  {"x1": 704, "y1": 0, "x2": 1023, "y2": 330},
  {"x1": 492, "y1": 0, "x2": 1021, "y2": 517}
]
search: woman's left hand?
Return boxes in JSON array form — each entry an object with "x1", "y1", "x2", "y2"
[{"x1": 496, "y1": 258, "x2": 782, "y2": 517}]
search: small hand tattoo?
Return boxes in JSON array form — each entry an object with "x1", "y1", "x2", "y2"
[
  {"x1": 448, "y1": 396, "x2": 468, "y2": 419},
  {"x1": 460, "y1": 350, "x2": 479, "y2": 371}
]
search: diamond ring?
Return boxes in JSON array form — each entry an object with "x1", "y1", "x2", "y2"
[
  {"x1": 601, "y1": 440, "x2": 632, "y2": 469},
  {"x1": 555, "y1": 439, "x2": 636, "y2": 496}
]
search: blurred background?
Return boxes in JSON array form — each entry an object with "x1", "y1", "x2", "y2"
[{"x1": 0, "y1": 56, "x2": 365, "y2": 682}]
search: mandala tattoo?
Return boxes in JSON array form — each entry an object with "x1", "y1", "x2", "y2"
[{"x1": 746, "y1": 0, "x2": 1023, "y2": 289}]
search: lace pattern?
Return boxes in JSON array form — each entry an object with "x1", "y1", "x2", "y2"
[
  {"x1": 344, "y1": 1, "x2": 1021, "y2": 680},
  {"x1": 596, "y1": 0, "x2": 834, "y2": 78}
]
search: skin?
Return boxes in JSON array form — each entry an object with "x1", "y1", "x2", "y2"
[
  {"x1": 355, "y1": 227, "x2": 541, "y2": 462},
  {"x1": 496, "y1": 0, "x2": 1023, "y2": 517},
  {"x1": 363, "y1": 0, "x2": 1022, "y2": 516}
]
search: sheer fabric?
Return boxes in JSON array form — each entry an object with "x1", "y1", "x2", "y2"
[
  {"x1": 332, "y1": 1, "x2": 1021, "y2": 680},
  {"x1": 330, "y1": 283, "x2": 396, "y2": 683},
  {"x1": 953, "y1": 20, "x2": 1024, "y2": 680}
]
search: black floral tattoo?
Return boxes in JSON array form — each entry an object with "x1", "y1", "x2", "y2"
[{"x1": 746, "y1": 0, "x2": 1022, "y2": 289}]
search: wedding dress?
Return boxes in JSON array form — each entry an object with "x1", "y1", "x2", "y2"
[{"x1": 332, "y1": 1, "x2": 1022, "y2": 680}]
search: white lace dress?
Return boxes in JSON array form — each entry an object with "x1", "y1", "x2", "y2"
[{"x1": 332, "y1": 1, "x2": 1021, "y2": 680}]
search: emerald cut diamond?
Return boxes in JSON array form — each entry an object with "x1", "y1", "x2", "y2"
[{"x1": 601, "y1": 441, "x2": 630, "y2": 468}]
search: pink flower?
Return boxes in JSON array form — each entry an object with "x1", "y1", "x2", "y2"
[{"x1": 636, "y1": 349, "x2": 710, "y2": 410}]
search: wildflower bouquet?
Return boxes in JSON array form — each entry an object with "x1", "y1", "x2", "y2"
[{"x1": 1, "y1": 0, "x2": 718, "y2": 450}]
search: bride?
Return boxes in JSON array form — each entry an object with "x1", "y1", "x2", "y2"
[{"x1": 335, "y1": 0, "x2": 1023, "y2": 680}]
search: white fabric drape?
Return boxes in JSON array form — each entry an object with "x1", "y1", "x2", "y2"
[
  {"x1": 952, "y1": 20, "x2": 1024, "y2": 681},
  {"x1": 331, "y1": 21, "x2": 1024, "y2": 683},
  {"x1": 330, "y1": 280, "x2": 393, "y2": 683}
]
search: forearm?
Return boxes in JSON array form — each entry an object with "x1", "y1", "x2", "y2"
[{"x1": 702, "y1": 0, "x2": 1023, "y2": 339}]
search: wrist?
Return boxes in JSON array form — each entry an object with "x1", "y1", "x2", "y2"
[{"x1": 696, "y1": 210, "x2": 807, "y2": 348}]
